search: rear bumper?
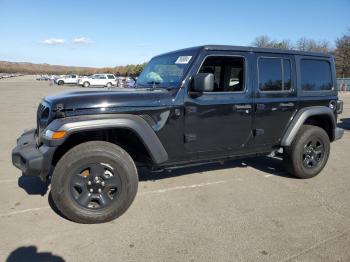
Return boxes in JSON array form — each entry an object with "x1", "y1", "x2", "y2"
[
  {"x1": 334, "y1": 127, "x2": 344, "y2": 141},
  {"x1": 12, "y1": 129, "x2": 55, "y2": 180}
]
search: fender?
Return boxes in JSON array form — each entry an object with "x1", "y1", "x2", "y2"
[
  {"x1": 281, "y1": 106, "x2": 336, "y2": 147},
  {"x1": 42, "y1": 114, "x2": 168, "y2": 164}
]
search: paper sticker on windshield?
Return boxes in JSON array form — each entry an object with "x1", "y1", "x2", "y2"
[{"x1": 175, "y1": 56, "x2": 192, "y2": 64}]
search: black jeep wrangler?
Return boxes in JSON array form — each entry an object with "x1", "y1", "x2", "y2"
[{"x1": 12, "y1": 45, "x2": 344, "y2": 223}]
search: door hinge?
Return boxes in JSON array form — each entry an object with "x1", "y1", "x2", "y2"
[
  {"x1": 253, "y1": 129, "x2": 264, "y2": 136},
  {"x1": 174, "y1": 108, "x2": 181, "y2": 116},
  {"x1": 184, "y1": 134, "x2": 197, "y2": 143},
  {"x1": 185, "y1": 106, "x2": 197, "y2": 115}
]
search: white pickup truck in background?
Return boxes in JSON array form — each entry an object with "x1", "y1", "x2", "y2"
[
  {"x1": 55, "y1": 74, "x2": 80, "y2": 85},
  {"x1": 78, "y1": 74, "x2": 117, "y2": 87}
]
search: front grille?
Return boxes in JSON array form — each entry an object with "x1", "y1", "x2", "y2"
[{"x1": 36, "y1": 102, "x2": 51, "y2": 136}]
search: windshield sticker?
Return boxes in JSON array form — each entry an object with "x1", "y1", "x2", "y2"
[{"x1": 175, "y1": 56, "x2": 192, "y2": 64}]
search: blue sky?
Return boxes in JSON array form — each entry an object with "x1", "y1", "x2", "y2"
[{"x1": 0, "y1": 0, "x2": 349, "y2": 67}]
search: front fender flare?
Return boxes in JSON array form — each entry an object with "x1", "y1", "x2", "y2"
[
  {"x1": 280, "y1": 106, "x2": 336, "y2": 147},
  {"x1": 43, "y1": 114, "x2": 168, "y2": 164}
]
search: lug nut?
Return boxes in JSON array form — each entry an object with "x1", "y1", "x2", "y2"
[
  {"x1": 101, "y1": 181, "x2": 105, "y2": 186},
  {"x1": 98, "y1": 188, "x2": 102, "y2": 193},
  {"x1": 89, "y1": 189, "x2": 93, "y2": 193},
  {"x1": 87, "y1": 181, "x2": 91, "y2": 185},
  {"x1": 95, "y1": 177, "x2": 99, "y2": 181}
]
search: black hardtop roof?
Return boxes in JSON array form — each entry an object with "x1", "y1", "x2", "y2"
[{"x1": 159, "y1": 45, "x2": 332, "y2": 58}]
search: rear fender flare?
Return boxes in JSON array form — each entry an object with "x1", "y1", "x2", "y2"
[{"x1": 281, "y1": 106, "x2": 336, "y2": 146}]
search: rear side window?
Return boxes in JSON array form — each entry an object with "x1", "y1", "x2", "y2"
[
  {"x1": 107, "y1": 75, "x2": 115, "y2": 79},
  {"x1": 258, "y1": 57, "x2": 292, "y2": 91},
  {"x1": 300, "y1": 59, "x2": 333, "y2": 91}
]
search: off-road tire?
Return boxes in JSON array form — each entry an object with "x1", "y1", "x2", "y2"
[
  {"x1": 83, "y1": 81, "x2": 90, "y2": 87},
  {"x1": 51, "y1": 141, "x2": 138, "y2": 223},
  {"x1": 284, "y1": 125, "x2": 330, "y2": 179}
]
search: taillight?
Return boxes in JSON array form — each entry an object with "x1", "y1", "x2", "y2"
[{"x1": 337, "y1": 100, "x2": 343, "y2": 114}]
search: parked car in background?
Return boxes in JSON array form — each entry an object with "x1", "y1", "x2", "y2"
[
  {"x1": 55, "y1": 74, "x2": 80, "y2": 85},
  {"x1": 36, "y1": 75, "x2": 49, "y2": 81},
  {"x1": 117, "y1": 77, "x2": 136, "y2": 88},
  {"x1": 78, "y1": 74, "x2": 117, "y2": 87}
]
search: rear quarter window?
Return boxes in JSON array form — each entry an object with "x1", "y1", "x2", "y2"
[{"x1": 300, "y1": 59, "x2": 333, "y2": 91}]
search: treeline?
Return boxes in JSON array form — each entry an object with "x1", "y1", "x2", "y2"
[
  {"x1": 252, "y1": 30, "x2": 350, "y2": 77},
  {"x1": 0, "y1": 61, "x2": 147, "y2": 77}
]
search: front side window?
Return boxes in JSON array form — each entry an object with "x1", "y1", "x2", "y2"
[
  {"x1": 301, "y1": 59, "x2": 333, "y2": 91},
  {"x1": 136, "y1": 50, "x2": 196, "y2": 89},
  {"x1": 198, "y1": 56, "x2": 245, "y2": 92},
  {"x1": 258, "y1": 57, "x2": 292, "y2": 91}
]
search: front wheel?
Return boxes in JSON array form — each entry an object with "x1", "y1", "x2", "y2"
[
  {"x1": 83, "y1": 81, "x2": 90, "y2": 87},
  {"x1": 51, "y1": 141, "x2": 138, "y2": 223},
  {"x1": 106, "y1": 82, "x2": 112, "y2": 88},
  {"x1": 284, "y1": 125, "x2": 330, "y2": 179},
  {"x1": 58, "y1": 80, "x2": 64, "y2": 85}
]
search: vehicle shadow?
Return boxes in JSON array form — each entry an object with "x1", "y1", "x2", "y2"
[
  {"x1": 138, "y1": 156, "x2": 295, "y2": 181},
  {"x1": 6, "y1": 246, "x2": 65, "y2": 262},
  {"x1": 17, "y1": 175, "x2": 49, "y2": 196},
  {"x1": 338, "y1": 118, "x2": 350, "y2": 130}
]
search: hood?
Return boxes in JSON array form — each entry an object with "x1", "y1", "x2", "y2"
[{"x1": 44, "y1": 88, "x2": 176, "y2": 111}]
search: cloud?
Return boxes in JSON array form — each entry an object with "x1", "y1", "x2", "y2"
[
  {"x1": 72, "y1": 37, "x2": 93, "y2": 44},
  {"x1": 41, "y1": 38, "x2": 65, "y2": 45}
]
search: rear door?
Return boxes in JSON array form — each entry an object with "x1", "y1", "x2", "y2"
[{"x1": 252, "y1": 53, "x2": 297, "y2": 147}]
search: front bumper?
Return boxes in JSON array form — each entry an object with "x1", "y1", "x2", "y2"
[
  {"x1": 12, "y1": 128, "x2": 55, "y2": 180},
  {"x1": 334, "y1": 127, "x2": 344, "y2": 141}
]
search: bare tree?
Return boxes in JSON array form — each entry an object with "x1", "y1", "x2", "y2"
[
  {"x1": 252, "y1": 35, "x2": 274, "y2": 48},
  {"x1": 296, "y1": 37, "x2": 309, "y2": 51},
  {"x1": 252, "y1": 35, "x2": 291, "y2": 49},
  {"x1": 295, "y1": 37, "x2": 330, "y2": 53},
  {"x1": 335, "y1": 30, "x2": 350, "y2": 78}
]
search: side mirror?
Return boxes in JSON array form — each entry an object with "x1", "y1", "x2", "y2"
[{"x1": 192, "y1": 73, "x2": 214, "y2": 93}]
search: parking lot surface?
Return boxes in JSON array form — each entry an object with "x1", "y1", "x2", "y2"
[{"x1": 0, "y1": 76, "x2": 350, "y2": 262}]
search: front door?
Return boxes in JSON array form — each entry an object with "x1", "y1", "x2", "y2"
[{"x1": 184, "y1": 52, "x2": 253, "y2": 158}]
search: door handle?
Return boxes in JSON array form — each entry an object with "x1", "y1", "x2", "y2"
[
  {"x1": 279, "y1": 102, "x2": 295, "y2": 111},
  {"x1": 234, "y1": 104, "x2": 251, "y2": 114},
  {"x1": 279, "y1": 102, "x2": 295, "y2": 107},
  {"x1": 234, "y1": 104, "x2": 251, "y2": 110}
]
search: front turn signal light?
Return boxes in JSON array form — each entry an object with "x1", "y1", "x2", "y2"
[{"x1": 45, "y1": 130, "x2": 66, "y2": 140}]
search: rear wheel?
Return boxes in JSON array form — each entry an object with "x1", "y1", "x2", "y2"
[
  {"x1": 51, "y1": 141, "x2": 138, "y2": 223},
  {"x1": 106, "y1": 82, "x2": 112, "y2": 88},
  {"x1": 83, "y1": 81, "x2": 90, "y2": 87},
  {"x1": 284, "y1": 125, "x2": 330, "y2": 179}
]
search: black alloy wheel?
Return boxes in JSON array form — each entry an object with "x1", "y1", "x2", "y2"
[
  {"x1": 302, "y1": 137, "x2": 325, "y2": 169},
  {"x1": 70, "y1": 163, "x2": 122, "y2": 209}
]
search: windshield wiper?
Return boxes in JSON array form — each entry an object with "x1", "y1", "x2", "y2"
[{"x1": 135, "y1": 82, "x2": 172, "y2": 91}]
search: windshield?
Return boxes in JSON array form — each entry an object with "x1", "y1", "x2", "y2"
[{"x1": 136, "y1": 50, "x2": 196, "y2": 88}]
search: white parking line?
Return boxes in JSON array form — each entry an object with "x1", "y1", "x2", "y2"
[
  {"x1": 140, "y1": 180, "x2": 226, "y2": 195},
  {"x1": 0, "y1": 179, "x2": 18, "y2": 183},
  {"x1": 0, "y1": 180, "x2": 228, "y2": 218},
  {"x1": 0, "y1": 207, "x2": 50, "y2": 217}
]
